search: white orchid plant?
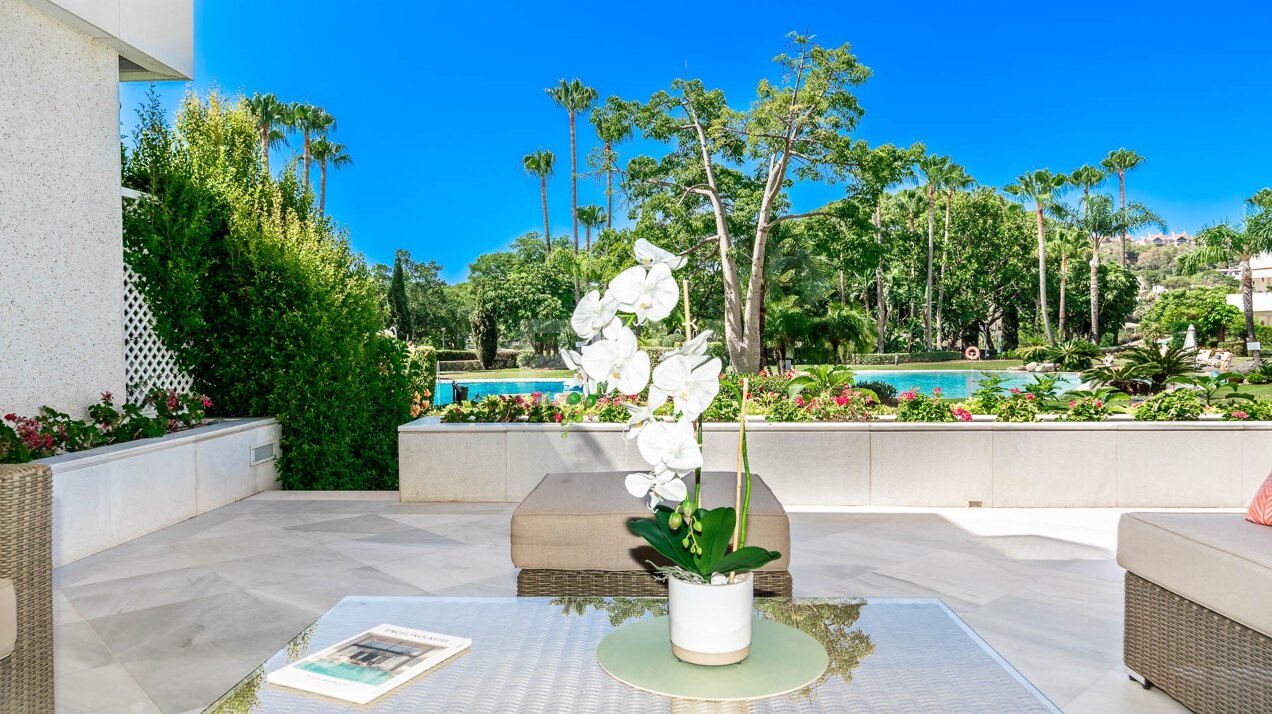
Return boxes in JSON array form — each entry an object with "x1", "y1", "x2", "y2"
[{"x1": 562, "y1": 239, "x2": 780, "y2": 584}]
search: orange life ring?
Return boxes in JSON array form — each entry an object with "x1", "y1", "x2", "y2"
[{"x1": 964, "y1": 346, "x2": 981, "y2": 361}]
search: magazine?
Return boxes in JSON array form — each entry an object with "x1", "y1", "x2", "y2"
[{"x1": 266, "y1": 624, "x2": 471, "y2": 704}]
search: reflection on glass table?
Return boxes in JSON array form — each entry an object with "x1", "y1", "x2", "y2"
[{"x1": 207, "y1": 596, "x2": 1060, "y2": 713}]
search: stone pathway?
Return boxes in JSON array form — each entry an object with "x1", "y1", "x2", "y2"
[{"x1": 53, "y1": 493, "x2": 1201, "y2": 713}]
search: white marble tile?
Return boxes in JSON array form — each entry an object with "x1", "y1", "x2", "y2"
[
  {"x1": 1062, "y1": 667, "x2": 1191, "y2": 713},
  {"x1": 55, "y1": 661, "x2": 160, "y2": 714}
]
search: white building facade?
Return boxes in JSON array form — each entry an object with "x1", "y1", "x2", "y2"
[{"x1": 0, "y1": 0, "x2": 192, "y2": 416}]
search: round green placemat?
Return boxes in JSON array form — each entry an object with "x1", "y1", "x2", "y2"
[{"x1": 597, "y1": 616, "x2": 829, "y2": 701}]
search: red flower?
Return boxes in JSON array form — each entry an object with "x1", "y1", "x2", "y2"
[
  {"x1": 1094, "y1": 400, "x2": 1103, "y2": 408},
  {"x1": 1068, "y1": 400, "x2": 1077, "y2": 408},
  {"x1": 1009, "y1": 387, "x2": 1021, "y2": 394},
  {"x1": 1233, "y1": 411, "x2": 1250, "y2": 420},
  {"x1": 553, "y1": 412, "x2": 563, "y2": 423},
  {"x1": 795, "y1": 397, "x2": 805, "y2": 407},
  {"x1": 951, "y1": 407, "x2": 973, "y2": 422},
  {"x1": 835, "y1": 396, "x2": 849, "y2": 406},
  {"x1": 1024, "y1": 393, "x2": 1036, "y2": 401},
  {"x1": 932, "y1": 387, "x2": 942, "y2": 395},
  {"x1": 899, "y1": 390, "x2": 917, "y2": 401}
]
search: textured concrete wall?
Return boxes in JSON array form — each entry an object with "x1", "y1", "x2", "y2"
[{"x1": 0, "y1": 0, "x2": 124, "y2": 416}]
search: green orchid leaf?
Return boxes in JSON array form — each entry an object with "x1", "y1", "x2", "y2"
[
  {"x1": 629, "y1": 515, "x2": 695, "y2": 572},
  {"x1": 713, "y1": 546, "x2": 781, "y2": 575},
  {"x1": 692, "y1": 507, "x2": 735, "y2": 572}
]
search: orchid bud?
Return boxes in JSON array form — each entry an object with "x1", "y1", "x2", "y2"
[
  {"x1": 681, "y1": 536, "x2": 691, "y2": 549},
  {"x1": 668, "y1": 511, "x2": 683, "y2": 530},
  {"x1": 692, "y1": 520, "x2": 703, "y2": 533}
]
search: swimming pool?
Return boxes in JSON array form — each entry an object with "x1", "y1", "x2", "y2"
[{"x1": 433, "y1": 370, "x2": 1080, "y2": 406}]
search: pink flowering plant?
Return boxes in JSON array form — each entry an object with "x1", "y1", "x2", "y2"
[
  {"x1": 895, "y1": 388, "x2": 959, "y2": 422},
  {"x1": 994, "y1": 389, "x2": 1039, "y2": 422},
  {"x1": 1063, "y1": 396, "x2": 1111, "y2": 422},
  {"x1": 1219, "y1": 401, "x2": 1272, "y2": 421}
]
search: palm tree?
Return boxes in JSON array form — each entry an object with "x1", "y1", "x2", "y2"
[
  {"x1": 1004, "y1": 169, "x2": 1069, "y2": 345},
  {"x1": 1047, "y1": 226, "x2": 1088, "y2": 339},
  {"x1": 546, "y1": 79, "x2": 598, "y2": 253},
  {"x1": 1069, "y1": 164, "x2": 1106, "y2": 212},
  {"x1": 1052, "y1": 193, "x2": 1163, "y2": 342},
  {"x1": 820, "y1": 303, "x2": 873, "y2": 363},
  {"x1": 1100, "y1": 149, "x2": 1146, "y2": 266},
  {"x1": 1179, "y1": 190, "x2": 1272, "y2": 367},
  {"x1": 936, "y1": 162, "x2": 974, "y2": 345},
  {"x1": 244, "y1": 93, "x2": 288, "y2": 176},
  {"x1": 576, "y1": 204, "x2": 606, "y2": 250},
  {"x1": 308, "y1": 138, "x2": 351, "y2": 219},
  {"x1": 897, "y1": 188, "x2": 927, "y2": 338},
  {"x1": 286, "y1": 104, "x2": 335, "y2": 195},
  {"x1": 589, "y1": 97, "x2": 634, "y2": 229},
  {"x1": 915, "y1": 154, "x2": 953, "y2": 349},
  {"x1": 522, "y1": 150, "x2": 556, "y2": 254}
]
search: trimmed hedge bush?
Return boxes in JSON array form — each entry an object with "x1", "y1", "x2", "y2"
[
  {"x1": 434, "y1": 349, "x2": 477, "y2": 362},
  {"x1": 847, "y1": 351, "x2": 962, "y2": 365},
  {"x1": 122, "y1": 90, "x2": 410, "y2": 490},
  {"x1": 439, "y1": 360, "x2": 484, "y2": 372}
]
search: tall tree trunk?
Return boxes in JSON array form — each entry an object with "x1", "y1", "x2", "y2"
[
  {"x1": 586, "y1": 225, "x2": 592, "y2": 251},
  {"x1": 540, "y1": 176, "x2": 551, "y2": 254},
  {"x1": 874, "y1": 202, "x2": 886, "y2": 353},
  {"x1": 1036, "y1": 205, "x2": 1055, "y2": 345},
  {"x1": 838, "y1": 269, "x2": 846, "y2": 304},
  {"x1": 569, "y1": 111, "x2": 579, "y2": 253},
  {"x1": 1089, "y1": 244, "x2": 1100, "y2": 342},
  {"x1": 1243, "y1": 255, "x2": 1262, "y2": 367},
  {"x1": 1058, "y1": 254, "x2": 1068, "y2": 339},
  {"x1": 318, "y1": 162, "x2": 327, "y2": 218},
  {"x1": 1118, "y1": 171, "x2": 1128, "y2": 266},
  {"x1": 936, "y1": 189, "x2": 952, "y2": 346},
  {"x1": 925, "y1": 185, "x2": 935, "y2": 350},
  {"x1": 605, "y1": 140, "x2": 614, "y2": 229},
  {"x1": 303, "y1": 131, "x2": 311, "y2": 194}
]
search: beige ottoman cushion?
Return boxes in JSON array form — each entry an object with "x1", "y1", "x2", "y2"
[
  {"x1": 0, "y1": 578, "x2": 14, "y2": 661},
  {"x1": 512, "y1": 471, "x2": 791, "y2": 571},
  {"x1": 1117, "y1": 512, "x2": 1272, "y2": 638}
]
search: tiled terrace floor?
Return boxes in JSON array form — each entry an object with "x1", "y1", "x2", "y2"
[{"x1": 52, "y1": 493, "x2": 1211, "y2": 713}]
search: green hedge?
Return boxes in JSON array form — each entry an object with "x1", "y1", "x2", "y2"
[
  {"x1": 122, "y1": 90, "x2": 410, "y2": 490},
  {"x1": 439, "y1": 360, "x2": 484, "y2": 372},
  {"x1": 847, "y1": 351, "x2": 962, "y2": 365},
  {"x1": 434, "y1": 349, "x2": 477, "y2": 362}
]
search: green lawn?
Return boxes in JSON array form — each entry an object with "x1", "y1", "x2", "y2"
[{"x1": 799, "y1": 359, "x2": 1023, "y2": 372}]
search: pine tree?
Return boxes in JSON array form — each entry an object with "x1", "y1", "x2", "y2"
[{"x1": 388, "y1": 255, "x2": 413, "y2": 341}]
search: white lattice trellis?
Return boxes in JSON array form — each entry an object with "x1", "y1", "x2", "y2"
[{"x1": 124, "y1": 266, "x2": 194, "y2": 400}]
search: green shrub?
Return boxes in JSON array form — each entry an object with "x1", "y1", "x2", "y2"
[
  {"x1": 1220, "y1": 401, "x2": 1272, "y2": 420},
  {"x1": 516, "y1": 351, "x2": 565, "y2": 369},
  {"x1": 434, "y1": 349, "x2": 477, "y2": 362},
  {"x1": 439, "y1": 360, "x2": 484, "y2": 372},
  {"x1": 470, "y1": 294, "x2": 498, "y2": 368},
  {"x1": 1134, "y1": 389, "x2": 1205, "y2": 421},
  {"x1": 1063, "y1": 396, "x2": 1110, "y2": 422},
  {"x1": 122, "y1": 89, "x2": 409, "y2": 489},
  {"x1": 847, "y1": 351, "x2": 961, "y2": 365},
  {"x1": 853, "y1": 380, "x2": 898, "y2": 406},
  {"x1": 896, "y1": 389, "x2": 963, "y2": 422},
  {"x1": 407, "y1": 346, "x2": 437, "y2": 417},
  {"x1": 994, "y1": 391, "x2": 1039, "y2": 422},
  {"x1": 765, "y1": 398, "x2": 812, "y2": 422}
]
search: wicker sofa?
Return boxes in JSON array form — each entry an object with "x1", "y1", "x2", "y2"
[
  {"x1": 1118, "y1": 512, "x2": 1272, "y2": 713},
  {"x1": 512, "y1": 471, "x2": 793, "y2": 597},
  {"x1": 0, "y1": 463, "x2": 54, "y2": 713}
]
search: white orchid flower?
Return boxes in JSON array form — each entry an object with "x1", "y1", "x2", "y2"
[
  {"x1": 607, "y1": 263, "x2": 679, "y2": 324},
  {"x1": 637, "y1": 418, "x2": 703, "y2": 478},
  {"x1": 650, "y1": 355, "x2": 722, "y2": 421},
  {"x1": 580, "y1": 324, "x2": 650, "y2": 395},
  {"x1": 621, "y1": 402, "x2": 658, "y2": 442},
  {"x1": 634, "y1": 239, "x2": 687, "y2": 271},
  {"x1": 662, "y1": 329, "x2": 714, "y2": 360},
  {"x1": 570, "y1": 290, "x2": 620, "y2": 340},
  {"x1": 560, "y1": 348, "x2": 595, "y2": 396},
  {"x1": 624, "y1": 471, "x2": 688, "y2": 510}
]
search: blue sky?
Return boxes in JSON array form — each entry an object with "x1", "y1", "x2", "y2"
[{"x1": 121, "y1": 1, "x2": 1272, "y2": 282}]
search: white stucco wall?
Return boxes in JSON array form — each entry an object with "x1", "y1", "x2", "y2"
[{"x1": 0, "y1": 0, "x2": 125, "y2": 416}]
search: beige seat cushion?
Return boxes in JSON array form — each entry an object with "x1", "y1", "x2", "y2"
[
  {"x1": 512, "y1": 471, "x2": 790, "y2": 571},
  {"x1": 1118, "y1": 512, "x2": 1272, "y2": 637},
  {"x1": 0, "y1": 578, "x2": 14, "y2": 660}
]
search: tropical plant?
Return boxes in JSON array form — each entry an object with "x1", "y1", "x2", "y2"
[
  {"x1": 1100, "y1": 148, "x2": 1146, "y2": 265},
  {"x1": 308, "y1": 138, "x2": 351, "y2": 218},
  {"x1": 787, "y1": 365, "x2": 856, "y2": 398},
  {"x1": 589, "y1": 96, "x2": 635, "y2": 229},
  {"x1": 285, "y1": 103, "x2": 335, "y2": 194},
  {"x1": 820, "y1": 303, "x2": 874, "y2": 363},
  {"x1": 995, "y1": 390, "x2": 1039, "y2": 422},
  {"x1": 244, "y1": 92, "x2": 288, "y2": 175},
  {"x1": 1176, "y1": 372, "x2": 1254, "y2": 405},
  {"x1": 546, "y1": 78, "x2": 598, "y2": 253},
  {"x1": 1109, "y1": 345, "x2": 1198, "y2": 393},
  {"x1": 1178, "y1": 191, "x2": 1272, "y2": 367},
  {"x1": 915, "y1": 153, "x2": 953, "y2": 349},
  {"x1": 1004, "y1": 169, "x2": 1069, "y2": 345},
  {"x1": 1047, "y1": 226, "x2": 1087, "y2": 338},
  {"x1": 1048, "y1": 339, "x2": 1102, "y2": 371},
  {"x1": 1134, "y1": 389, "x2": 1204, "y2": 421},
  {"x1": 522, "y1": 149, "x2": 556, "y2": 253},
  {"x1": 935, "y1": 161, "x2": 974, "y2": 344},
  {"x1": 1081, "y1": 363, "x2": 1154, "y2": 396},
  {"x1": 576, "y1": 204, "x2": 606, "y2": 251}
]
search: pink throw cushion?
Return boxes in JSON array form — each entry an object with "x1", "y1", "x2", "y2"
[{"x1": 1248, "y1": 472, "x2": 1272, "y2": 526}]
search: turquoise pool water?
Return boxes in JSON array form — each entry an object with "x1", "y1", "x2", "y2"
[{"x1": 434, "y1": 370, "x2": 1079, "y2": 406}]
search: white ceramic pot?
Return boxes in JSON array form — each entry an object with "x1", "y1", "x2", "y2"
[{"x1": 667, "y1": 573, "x2": 754, "y2": 665}]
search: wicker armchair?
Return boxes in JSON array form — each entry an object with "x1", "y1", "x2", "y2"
[{"x1": 0, "y1": 464, "x2": 54, "y2": 713}]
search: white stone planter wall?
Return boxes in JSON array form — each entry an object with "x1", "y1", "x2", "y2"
[
  {"x1": 40, "y1": 418, "x2": 281, "y2": 567},
  {"x1": 399, "y1": 419, "x2": 1272, "y2": 509}
]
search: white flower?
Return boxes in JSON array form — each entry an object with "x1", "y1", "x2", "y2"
[
  {"x1": 637, "y1": 418, "x2": 703, "y2": 478},
  {"x1": 650, "y1": 355, "x2": 722, "y2": 421},
  {"x1": 560, "y1": 349, "x2": 595, "y2": 396},
  {"x1": 570, "y1": 290, "x2": 619, "y2": 340},
  {"x1": 621, "y1": 402, "x2": 658, "y2": 442},
  {"x1": 607, "y1": 263, "x2": 679, "y2": 324},
  {"x1": 662, "y1": 329, "x2": 714, "y2": 360},
  {"x1": 634, "y1": 239, "x2": 687, "y2": 271},
  {"x1": 580, "y1": 325, "x2": 650, "y2": 395},
  {"x1": 624, "y1": 471, "x2": 688, "y2": 510}
]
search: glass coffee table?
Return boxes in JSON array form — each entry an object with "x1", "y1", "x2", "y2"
[{"x1": 207, "y1": 596, "x2": 1059, "y2": 712}]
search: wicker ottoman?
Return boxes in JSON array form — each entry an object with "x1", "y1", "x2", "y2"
[
  {"x1": 1118, "y1": 512, "x2": 1272, "y2": 713},
  {"x1": 512, "y1": 471, "x2": 792, "y2": 597}
]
